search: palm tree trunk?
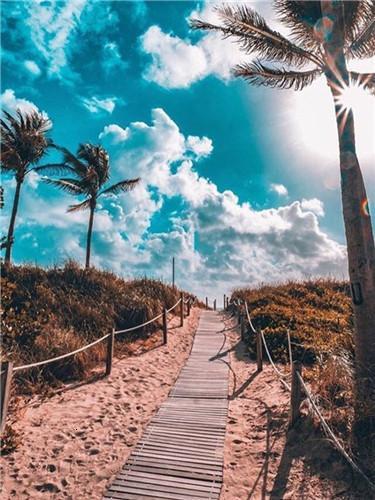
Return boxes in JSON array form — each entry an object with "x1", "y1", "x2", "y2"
[
  {"x1": 85, "y1": 203, "x2": 95, "y2": 269},
  {"x1": 322, "y1": 0, "x2": 375, "y2": 461},
  {"x1": 4, "y1": 180, "x2": 22, "y2": 264}
]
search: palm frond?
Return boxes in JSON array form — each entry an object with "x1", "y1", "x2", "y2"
[
  {"x1": 233, "y1": 61, "x2": 322, "y2": 90},
  {"x1": 274, "y1": 1, "x2": 370, "y2": 50},
  {"x1": 52, "y1": 145, "x2": 88, "y2": 177},
  {"x1": 350, "y1": 71, "x2": 375, "y2": 95},
  {"x1": 190, "y1": 4, "x2": 322, "y2": 68},
  {"x1": 31, "y1": 163, "x2": 76, "y2": 175},
  {"x1": 347, "y1": 0, "x2": 374, "y2": 42},
  {"x1": 77, "y1": 144, "x2": 109, "y2": 186},
  {"x1": 99, "y1": 178, "x2": 140, "y2": 197},
  {"x1": 43, "y1": 178, "x2": 86, "y2": 195},
  {"x1": 347, "y1": 18, "x2": 375, "y2": 59},
  {"x1": 67, "y1": 198, "x2": 91, "y2": 212}
]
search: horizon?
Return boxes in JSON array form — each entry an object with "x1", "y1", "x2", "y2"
[{"x1": 1, "y1": 0, "x2": 374, "y2": 299}]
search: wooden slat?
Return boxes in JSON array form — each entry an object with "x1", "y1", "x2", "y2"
[{"x1": 103, "y1": 311, "x2": 228, "y2": 499}]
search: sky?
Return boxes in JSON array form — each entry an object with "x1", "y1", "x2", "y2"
[{"x1": 1, "y1": 0, "x2": 374, "y2": 300}]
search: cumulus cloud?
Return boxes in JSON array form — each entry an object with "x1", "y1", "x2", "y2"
[
  {"x1": 301, "y1": 198, "x2": 325, "y2": 217},
  {"x1": 270, "y1": 183, "x2": 288, "y2": 196},
  {"x1": 0, "y1": 89, "x2": 49, "y2": 120},
  {"x1": 140, "y1": 11, "x2": 244, "y2": 89},
  {"x1": 81, "y1": 96, "x2": 123, "y2": 114},
  {"x1": 1, "y1": 94, "x2": 347, "y2": 297},
  {"x1": 98, "y1": 108, "x2": 347, "y2": 296}
]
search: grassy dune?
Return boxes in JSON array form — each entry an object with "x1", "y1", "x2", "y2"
[
  {"x1": 1, "y1": 261, "x2": 195, "y2": 392},
  {"x1": 231, "y1": 279, "x2": 355, "y2": 438}
]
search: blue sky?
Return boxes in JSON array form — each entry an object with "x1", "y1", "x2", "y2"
[{"x1": 1, "y1": 0, "x2": 374, "y2": 298}]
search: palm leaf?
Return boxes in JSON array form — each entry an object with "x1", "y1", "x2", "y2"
[
  {"x1": 350, "y1": 72, "x2": 375, "y2": 95},
  {"x1": 190, "y1": 4, "x2": 322, "y2": 67},
  {"x1": 67, "y1": 198, "x2": 91, "y2": 212},
  {"x1": 31, "y1": 163, "x2": 76, "y2": 175},
  {"x1": 99, "y1": 178, "x2": 140, "y2": 197},
  {"x1": 274, "y1": 1, "x2": 369, "y2": 50},
  {"x1": 43, "y1": 178, "x2": 86, "y2": 195},
  {"x1": 347, "y1": 18, "x2": 375, "y2": 59},
  {"x1": 233, "y1": 61, "x2": 322, "y2": 90},
  {"x1": 52, "y1": 145, "x2": 88, "y2": 177}
]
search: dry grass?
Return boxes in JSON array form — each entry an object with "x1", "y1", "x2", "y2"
[
  {"x1": 1, "y1": 261, "x2": 195, "y2": 392},
  {"x1": 231, "y1": 279, "x2": 355, "y2": 441}
]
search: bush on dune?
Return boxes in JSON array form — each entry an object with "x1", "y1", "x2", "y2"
[
  {"x1": 1, "y1": 261, "x2": 194, "y2": 391},
  {"x1": 232, "y1": 279, "x2": 353, "y2": 365},
  {"x1": 231, "y1": 279, "x2": 355, "y2": 439}
]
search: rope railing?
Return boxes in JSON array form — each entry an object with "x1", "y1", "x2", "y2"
[
  {"x1": 298, "y1": 373, "x2": 375, "y2": 492},
  {"x1": 12, "y1": 333, "x2": 111, "y2": 372},
  {"x1": 230, "y1": 296, "x2": 375, "y2": 493},
  {"x1": 1, "y1": 292, "x2": 196, "y2": 432},
  {"x1": 12, "y1": 296, "x2": 186, "y2": 371}
]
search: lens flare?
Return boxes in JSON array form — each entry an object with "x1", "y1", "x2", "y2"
[
  {"x1": 335, "y1": 79, "x2": 367, "y2": 113},
  {"x1": 361, "y1": 198, "x2": 370, "y2": 217}
]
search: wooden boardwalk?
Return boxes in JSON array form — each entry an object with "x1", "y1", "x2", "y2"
[{"x1": 104, "y1": 311, "x2": 228, "y2": 500}]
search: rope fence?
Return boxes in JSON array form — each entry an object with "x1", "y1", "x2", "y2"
[
  {"x1": 0, "y1": 292, "x2": 196, "y2": 432},
  {"x1": 228, "y1": 297, "x2": 375, "y2": 493}
]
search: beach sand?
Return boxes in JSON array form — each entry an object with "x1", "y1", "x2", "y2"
[
  {"x1": 0, "y1": 309, "x2": 200, "y2": 500},
  {"x1": 221, "y1": 313, "x2": 354, "y2": 500}
]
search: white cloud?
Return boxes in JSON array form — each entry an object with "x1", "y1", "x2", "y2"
[
  {"x1": 81, "y1": 96, "x2": 123, "y2": 114},
  {"x1": 140, "y1": 8, "x2": 244, "y2": 89},
  {"x1": 301, "y1": 198, "x2": 325, "y2": 217},
  {"x1": 1, "y1": 95, "x2": 347, "y2": 297},
  {"x1": 0, "y1": 89, "x2": 50, "y2": 121},
  {"x1": 24, "y1": 60, "x2": 41, "y2": 77},
  {"x1": 270, "y1": 183, "x2": 288, "y2": 196},
  {"x1": 98, "y1": 108, "x2": 347, "y2": 296},
  {"x1": 25, "y1": 0, "x2": 87, "y2": 81},
  {"x1": 186, "y1": 135, "x2": 213, "y2": 159}
]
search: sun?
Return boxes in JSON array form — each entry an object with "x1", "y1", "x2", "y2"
[{"x1": 334, "y1": 79, "x2": 368, "y2": 114}]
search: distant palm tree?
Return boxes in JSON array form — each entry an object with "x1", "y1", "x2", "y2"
[
  {"x1": 41, "y1": 144, "x2": 140, "y2": 268},
  {"x1": 192, "y1": 1, "x2": 375, "y2": 454},
  {"x1": 0, "y1": 110, "x2": 52, "y2": 263}
]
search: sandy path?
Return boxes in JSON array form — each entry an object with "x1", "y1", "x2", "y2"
[
  {"x1": 0, "y1": 309, "x2": 200, "y2": 500},
  {"x1": 221, "y1": 314, "x2": 356, "y2": 500}
]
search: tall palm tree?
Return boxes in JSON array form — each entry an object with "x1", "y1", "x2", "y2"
[
  {"x1": 1, "y1": 110, "x2": 52, "y2": 263},
  {"x1": 40, "y1": 144, "x2": 140, "y2": 269},
  {"x1": 192, "y1": 1, "x2": 375, "y2": 455}
]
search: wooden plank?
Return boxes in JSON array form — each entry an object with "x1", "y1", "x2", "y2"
[{"x1": 103, "y1": 311, "x2": 228, "y2": 499}]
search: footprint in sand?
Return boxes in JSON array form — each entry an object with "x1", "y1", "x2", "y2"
[{"x1": 35, "y1": 483, "x2": 60, "y2": 493}]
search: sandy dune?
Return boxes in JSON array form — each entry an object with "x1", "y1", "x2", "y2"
[
  {"x1": 221, "y1": 314, "x2": 360, "y2": 500},
  {"x1": 0, "y1": 309, "x2": 200, "y2": 500}
]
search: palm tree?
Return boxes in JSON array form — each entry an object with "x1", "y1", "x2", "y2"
[
  {"x1": 192, "y1": 1, "x2": 375, "y2": 456},
  {"x1": 1, "y1": 110, "x2": 52, "y2": 263},
  {"x1": 40, "y1": 144, "x2": 140, "y2": 268}
]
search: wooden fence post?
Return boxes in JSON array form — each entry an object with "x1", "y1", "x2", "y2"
[
  {"x1": 224, "y1": 294, "x2": 226, "y2": 310},
  {"x1": 187, "y1": 299, "x2": 191, "y2": 316},
  {"x1": 0, "y1": 361, "x2": 13, "y2": 433},
  {"x1": 289, "y1": 361, "x2": 302, "y2": 427},
  {"x1": 180, "y1": 292, "x2": 184, "y2": 327},
  {"x1": 256, "y1": 330, "x2": 263, "y2": 372},
  {"x1": 163, "y1": 308, "x2": 168, "y2": 345},
  {"x1": 213, "y1": 299, "x2": 216, "y2": 311},
  {"x1": 226, "y1": 297, "x2": 229, "y2": 309},
  {"x1": 106, "y1": 329, "x2": 115, "y2": 377},
  {"x1": 205, "y1": 297, "x2": 208, "y2": 309}
]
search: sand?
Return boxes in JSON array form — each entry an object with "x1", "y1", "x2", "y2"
[
  {"x1": 0, "y1": 309, "x2": 200, "y2": 500},
  {"x1": 221, "y1": 313, "x2": 360, "y2": 500}
]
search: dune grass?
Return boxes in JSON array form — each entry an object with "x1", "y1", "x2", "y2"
[
  {"x1": 1, "y1": 261, "x2": 195, "y2": 393},
  {"x1": 231, "y1": 279, "x2": 355, "y2": 440}
]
